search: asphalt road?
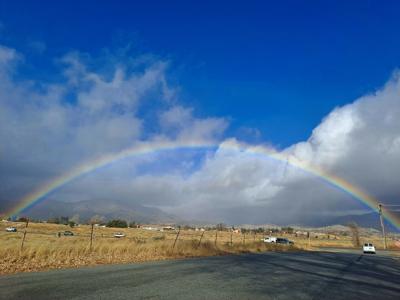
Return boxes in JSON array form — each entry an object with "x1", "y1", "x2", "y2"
[{"x1": 1, "y1": 250, "x2": 399, "y2": 300}]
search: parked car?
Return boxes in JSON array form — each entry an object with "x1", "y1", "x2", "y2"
[
  {"x1": 363, "y1": 243, "x2": 376, "y2": 254},
  {"x1": 276, "y1": 238, "x2": 294, "y2": 245},
  {"x1": 113, "y1": 232, "x2": 126, "y2": 238},
  {"x1": 263, "y1": 237, "x2": 277, "y2": 243},
  {"x1": 5, "y1": 227, "x2": 17, "y2": 232},
  {"x1": 63, "y1": 231, "x2": 74, "y2": 236}
]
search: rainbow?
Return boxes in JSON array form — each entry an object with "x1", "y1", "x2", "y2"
[{"x1": 5, "y1": 139, "x2": 400, "y2": 229}]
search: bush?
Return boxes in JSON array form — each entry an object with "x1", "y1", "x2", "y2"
[
  {"x1": 17, "y1": 217, "x2": 29, "y2": 223},
  {"x1": 216, "y1": 223, "x2": 227, "y2": 231},
  {"x1": 281, "y1": 227, "x2": 294, "y2": 234},
  {"x1": 106, "y1": 219, "x2": 128, "y2": 228},
  {"x1": 347, "y1": 222, "x2": 360, "y2": 247},
  {"x1": 59, "y1": 216, "x2": 69, "y2": 225},
  {"x1": 47, "y1": 217, "x2": 60, "y2": 224}
]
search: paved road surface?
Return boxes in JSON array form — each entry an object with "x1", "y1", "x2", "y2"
[{"x1": 1, "y1": 250, "x2": 399, "y2": 299}]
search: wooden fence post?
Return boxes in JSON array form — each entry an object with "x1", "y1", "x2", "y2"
[
  {"x1": 197, "y1": 231, "x2": 205, "y2": 248},
  {"x1": 172, "y1": 227, "x2": 181, "y2": 251},
  {"x1": 90, "y1": 224, "x2": 94, "y2": 252},
  {"x1": 20, "y1": 219, "x2": 29, "y2": 251},
  {"x1": 230, "y1": 231, "x2": 233, "y2": 246},
  {"x1": 243, "y1": 232, "x2": 246, "y2": 245},
  {"x1": 214, "y1": 230, "x2": 218, "y2": 246}
]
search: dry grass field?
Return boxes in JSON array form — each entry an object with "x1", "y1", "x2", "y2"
[
  {"x1": 0, "y1": 221, "x2": 298, "y2": 274},
  {"x1": 288, "y1": 231, "x2": 400, "y2": 250},
  {"x1": 1, "y1": 221, "x2": 398, "y2": 274}
]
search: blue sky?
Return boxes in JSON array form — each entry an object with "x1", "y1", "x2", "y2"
[{"x1": 2, "y1": 0, "x2": 400, "y2": 146}]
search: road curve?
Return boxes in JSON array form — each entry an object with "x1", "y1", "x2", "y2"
[{"x1": 1, "y1": 251, "x2": 399, "y2": 300}]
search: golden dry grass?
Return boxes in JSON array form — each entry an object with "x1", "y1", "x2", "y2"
[
  {"x1": 0, "y1": 222, "x2": 299, "y2": 274},
  {"x1": 289, "y1": 234, "x2": 400, "y2": 250},
  {"x1": 2, "y1": 221, "x2": 398, "y2": 274}
]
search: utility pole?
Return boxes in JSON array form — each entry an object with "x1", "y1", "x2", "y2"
[
  {"x1": 378, "y1": 204, "x2": 387, "y2": 250},
  {"x1": 172, "y1": 227, "x2": 181, "y2": 251},
  {"x1": 90, "y1": 223, "x2": 94, "y2": 252},
  {"x1": 20, "y1": 218, "x2": 29, "y2": 251},
  {"x1": 197, "y1": 230, "x2": 205, "y2": 248}
]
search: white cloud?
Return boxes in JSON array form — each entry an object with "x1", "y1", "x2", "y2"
[
  {"x1": 1, "y1": 44, "x2": 400, "y2": 226},
  {"x1": 159, "y1": 106, "x2": 228, "y2": 141},
  {"x1": 0, "y1": 45, "x2": 227, "y2": 205},
  {"x1": 0, "y1": 45, "x2": 18, "y2": 66},
  {"x1": 102, "y1": 72, "x2": 400, "y2": 224}
]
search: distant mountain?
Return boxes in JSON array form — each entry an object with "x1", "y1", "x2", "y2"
[
  {"x1": 17, "y1": 199, "x2": 399, "y2": 232},
  {"x1": 25, "y1": 199, "x2": 180, "y2": 224},
  {"x1": 232, "y1": 213, "x2": 399, "y2": 233},
  {"x1": 325, "y1": 212, "x2": 398, "y2": 232}
]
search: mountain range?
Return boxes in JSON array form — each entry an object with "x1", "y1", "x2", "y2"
[{"x1": 15, "y1": 199, "x2": 399, "y2": 232}]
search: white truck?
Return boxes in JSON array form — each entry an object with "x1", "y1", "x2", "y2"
[
  {"x1": 263, "y1": 236, "x2": 277, "y2": 243},
  {"x1": 5, "y1": 227, "x2": 17, "y2": 232},
  {"x1": 113, "y1": 232, "x2": 126, "y2": 238}
]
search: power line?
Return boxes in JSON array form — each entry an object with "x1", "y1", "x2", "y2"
[{"x1": 379, "y1": 204, "x2": 400, "y2": 207}]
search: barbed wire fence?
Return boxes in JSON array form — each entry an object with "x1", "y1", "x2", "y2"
[
  {"x1": 6, "y1": 225, "x2": 271, "y2": 254},
  {"x1": 4, "y1": 220, "x2": 400, "y2": 254}
]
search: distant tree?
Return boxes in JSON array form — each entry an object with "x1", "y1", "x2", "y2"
[
  {"x1": 347, "y1": 222, "x2": 360, "y2": 247},
  {"x1": 17, "y1": 217, "x2": 29, "y2": 223},
  {"x1": 47, "y1": 217, "x2": 60, "y2": 224},
  {"x1": 281, "y1": 227, "x2": 294, "y2": 234},
  {"x1": 107, "y1": 219, "x2": 128, "y2": 228},
  {"x1": 216, "y1": 223, "x2": 227, "y2": 231},
  {"x1": 182, "y1": 225, "x2": 195, "y2": 230},
  {"x1": 70, "y1": 214, "x2": 80, "y2": 224},
  {"x1": 89, "y1": 215, "x2": 105, "y2": 225},
  {"x1": 255, "y1": 227, "x2": 265, "y2": 233},
  {"x1": 129, "y1": 221, "x2": 137, "y2": 228},
  {"x1": 60, "y1": 216, "x2": 69, "y2": 225},
  {"x1": 68, "y1": 221, "x2": 76, "y2": 228}
]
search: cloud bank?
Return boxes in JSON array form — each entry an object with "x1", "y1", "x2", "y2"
[{"x1": 1, "y1": 44, "x2": 399, "y2": 225}]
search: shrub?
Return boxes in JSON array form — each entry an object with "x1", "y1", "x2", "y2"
[
  {"x1": 347, "y1": 222, "x2": 360, "y2": 247},
  {"x1": 47, "y1": 217, "x2": 60, "y2": 224},
  {"x1": 17, "y1": 217, "x2": 29, "y2": 223},
  {"x1": 106, "y1": 219, "x2": 128, "y2": 228}
]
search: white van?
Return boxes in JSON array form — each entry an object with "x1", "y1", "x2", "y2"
[{"x1": 363, "y1": 243, "x2": 376, "y2": 254}]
